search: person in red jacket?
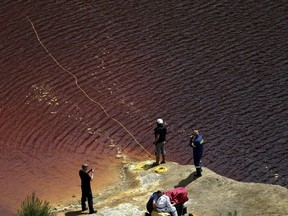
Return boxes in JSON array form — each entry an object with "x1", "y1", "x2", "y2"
[{"x1": 165, "y1": 187, "x2": 188, "y2": 215}]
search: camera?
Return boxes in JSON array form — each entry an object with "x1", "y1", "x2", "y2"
[{"x1": 88, "y1": 168, "x2": 94, "y2": 173}]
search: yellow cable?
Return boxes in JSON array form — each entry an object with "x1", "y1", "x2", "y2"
[{"x1": 26, "y1": 16, "x2": 153, "y2": 157}]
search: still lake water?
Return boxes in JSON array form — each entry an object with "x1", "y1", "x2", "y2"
[{"x1": 0, "y1": 0, "x2": 287, "y2": 215}]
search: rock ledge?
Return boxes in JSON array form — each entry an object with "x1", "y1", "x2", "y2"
[{"x1": 54, "y1": 160, "x2": 288, "y2": 216}]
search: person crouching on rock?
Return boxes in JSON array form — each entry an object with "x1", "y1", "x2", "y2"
[
  {"x1": 156, "y1": 191, "x2": 178, "y2": 216},
  {"x1": 146, "y1": 189, "x2": 164, "y2": 214}
]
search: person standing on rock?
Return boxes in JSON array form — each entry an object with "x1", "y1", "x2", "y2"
[
  {"x1": 153, "y1": 118, "x2": 167, "y2": 165},
  {"x1": 79, "y1": 163, "x2": 96, "y2": 214},
  {"x1": 189, "y1": 128, "x2": 204, "y2": 177}
]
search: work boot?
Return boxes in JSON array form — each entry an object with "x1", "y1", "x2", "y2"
[
  {"x1": 89, "y1": 210, "x2": 97, "y2": 214},
  {"x1": 194, "y1": 168, "x2": 202, "y2": 177}
]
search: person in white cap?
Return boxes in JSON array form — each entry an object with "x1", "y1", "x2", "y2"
[
  {"x1": 153, "y1": 118, "x2": 167, "y2": 165},
  {"x1": 79, "y1": 163, "x2": 96, "y2": 214}
]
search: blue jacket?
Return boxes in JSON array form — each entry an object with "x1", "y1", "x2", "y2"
[{"x1": 189, "y1": 134, "x2": 204, "y2": 157}]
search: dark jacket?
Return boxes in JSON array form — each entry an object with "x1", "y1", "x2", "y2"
[
  {"x1": 79, "y1": 170, "x2": 92, "y2": 192},
  {"x1": 154, "y1": 124, "x2": 167, "y2": 143}
]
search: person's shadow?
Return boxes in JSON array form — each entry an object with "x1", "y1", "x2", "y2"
[
  {"x1": 174, "y1": 173, "x2": 198, "y2": 188},
  {"x1": 64, "y1": 210, "x2": 86, "y2": 216}
]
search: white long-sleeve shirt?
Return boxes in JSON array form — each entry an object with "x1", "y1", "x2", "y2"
[
  {"x1": 156, "y1": 195, "x2": 178, "y2": 216},
  {"x1": 156, "y1": 195, "x2": 173, "y2": 210}
]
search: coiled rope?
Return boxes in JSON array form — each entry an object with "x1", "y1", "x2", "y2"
[{"x1": 26, "y1": 16, "x2": 153, "y2": 157}]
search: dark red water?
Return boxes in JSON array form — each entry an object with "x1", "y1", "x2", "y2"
[{"x1": 1, "y1": 1, "x2": 288, "y2": 215}]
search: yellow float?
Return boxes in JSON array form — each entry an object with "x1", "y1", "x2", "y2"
[
  {"x1": 154, "y1": 166, "x2": 168, "y2": 173},
  {"x1": 135, "y1": 164, "x2": 146, "y2": 171}
]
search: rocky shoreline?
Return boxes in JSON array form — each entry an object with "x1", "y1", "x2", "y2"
[{"x1": 53, "y1": 160, "x2": 288, "y2": 216}]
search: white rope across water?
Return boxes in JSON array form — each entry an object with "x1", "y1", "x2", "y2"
[{"x1": 26, "y1": 16, "x2": 153, "y2": 157}]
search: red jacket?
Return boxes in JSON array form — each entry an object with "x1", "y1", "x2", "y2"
[{"x1": 165, "y1": 187, "x2": 188, "y2": 204}]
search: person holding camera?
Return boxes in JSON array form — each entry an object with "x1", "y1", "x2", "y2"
[{"x1": 79, "y1": 163, "x2": 96, "y2": 214}]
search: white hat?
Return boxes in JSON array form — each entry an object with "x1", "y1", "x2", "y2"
[{"x1": 157, "y1": 118, "x2": 163, "y2": 124}]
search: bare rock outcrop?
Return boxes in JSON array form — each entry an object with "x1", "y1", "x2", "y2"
[{"x1": 54, "y1": 160, "x2": 288, "y2": 216}]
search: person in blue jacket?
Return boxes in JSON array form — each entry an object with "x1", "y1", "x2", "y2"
[
  {"x1": 146, "y1": 189, "x2": 164, "y2": 213},
  {"x1": 189, "y1": 128, "x2": 204, "y2": 177}
]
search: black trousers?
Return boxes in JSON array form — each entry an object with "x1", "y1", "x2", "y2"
[
  {"x1": 193, "y1": 153, "x2": 203, "y2": 168},
  {"x1": 81, "y1": 190, "x2": 94, "y2": 212},
  {"x1": 175, "y1": 203, "x2": 187, "y2": 215}
]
